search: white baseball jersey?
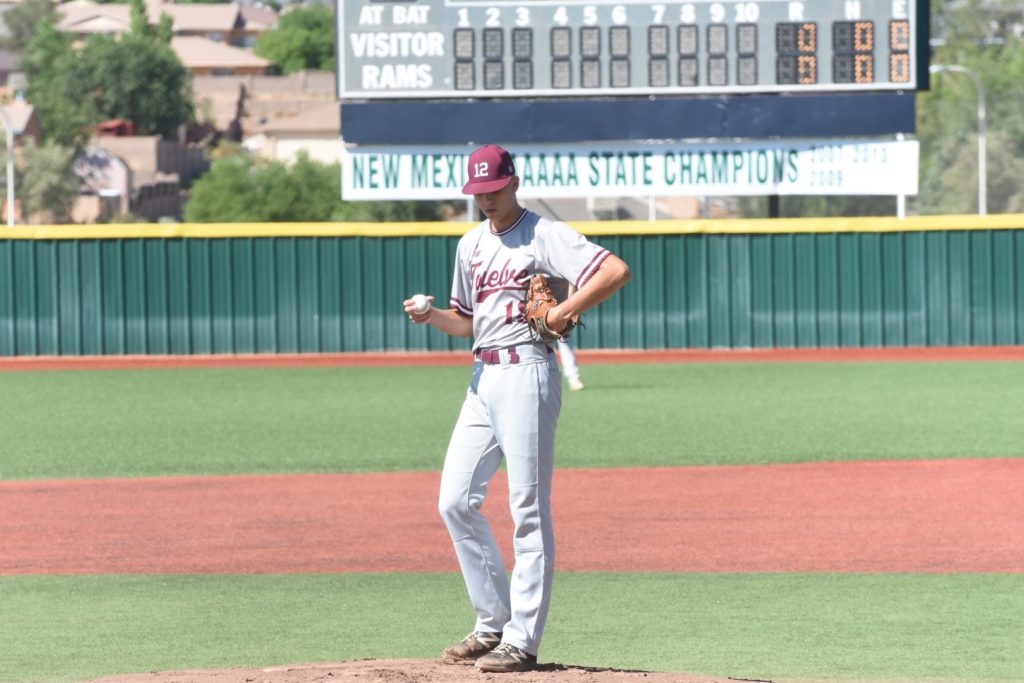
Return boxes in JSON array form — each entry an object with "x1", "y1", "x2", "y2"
[{"x1": 449, "y1": 209, "x2": 611, "y2": 351}]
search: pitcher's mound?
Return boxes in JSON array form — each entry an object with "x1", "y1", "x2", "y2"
[{"x1": 86, "y1": 658, "x2": 730, "y2": 682}]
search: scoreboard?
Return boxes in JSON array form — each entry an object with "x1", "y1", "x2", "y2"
[{"x1": 338, "y1": 0, "x2": 925, "y2": 99}]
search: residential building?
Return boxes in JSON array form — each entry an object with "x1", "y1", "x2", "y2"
[
  {"x1": 56, "y1": 0, "x2": 278, "y2": 47},
  {"x1": 244, "y1": 101, "x2": 341, "y2": 164},
  {"x1": 172, "y1": 35, "x2": 273, "y2": 76}
]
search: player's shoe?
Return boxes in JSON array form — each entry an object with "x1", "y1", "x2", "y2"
[
  {"x1": 475, "y1": 642, "x2": 538, "y2": 672},
  {"x1": 568, "y1": 378, "x2": 585, "y2": 391},
  {"x1": 441, "y1": 631, "x2": 502, "y2": 663}
]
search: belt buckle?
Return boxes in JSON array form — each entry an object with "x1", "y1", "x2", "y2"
[
  {"x1": 477, "y1": 347, "x2": 519, "y2": 365},
  {"x1": 497, "y1": 347, "x2": 519, "y2": 365}
]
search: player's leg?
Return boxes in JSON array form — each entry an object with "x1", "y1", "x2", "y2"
[
  {"x1": 438, "y1": 367, "x2": 512, "y2": 636},
  {"x1": 558, "y1": 339, "x2": 584, "y2": 391},
  {"x1": 483, "y1": 355, "x2": 562, "y2": 658}
]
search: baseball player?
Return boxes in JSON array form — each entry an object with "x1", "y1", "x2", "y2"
[
  {"x1": 558, "y1": 338, "x2": 584, "y2": 391},
  {"x1": 557, "y1": 286, "x2": 584, "y2": 391},
  {"x1": 403, "y1": 144, "x2": 630, "y2": 672}
]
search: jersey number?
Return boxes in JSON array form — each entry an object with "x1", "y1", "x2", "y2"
[{"x1": 505, "y1": 300, "x2": 525, "y2": 325}]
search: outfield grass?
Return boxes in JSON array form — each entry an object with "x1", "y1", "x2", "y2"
[
  {"x1": 1, "y1": 573, "x2": 1021, "y2": 683},
  {"x1": 3, "y1": 360, "x2": 1022, "y2": 683},
  {"x1": 1, "y1": 361, "x2": 1022, "y2": 479}
]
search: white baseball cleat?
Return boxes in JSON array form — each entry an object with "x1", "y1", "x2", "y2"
[{"x1": 568, "y1": 379, "x2": 585, "y2": 391}]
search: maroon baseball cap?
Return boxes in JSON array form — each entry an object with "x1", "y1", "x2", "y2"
[{"x1": 462, "y1": 145, "x2": 516, "y2": 195}]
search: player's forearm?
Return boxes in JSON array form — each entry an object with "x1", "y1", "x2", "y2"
[
  {"x1": 426, "y1": 308, "x2": 474, "y2": 338},
  {"x1": 405, "y1": 295, "x2": 474, "y2": 337},
  {"x1": 558, "y1": 255, "x2": 631, "y2": 321}
]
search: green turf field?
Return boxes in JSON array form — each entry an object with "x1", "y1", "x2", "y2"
[
  {"x1": 2, "y1": 361, "x2": 1022, "y2": 683},
  {"x1": 2, "y1": 573, "x2": 1022, "y2": 683},
  {"x1": 2, "y1": 361, "x2": 1023, "y2": 479}
]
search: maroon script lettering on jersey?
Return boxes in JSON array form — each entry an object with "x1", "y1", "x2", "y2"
[{"x1": 471, "y1": 258, "x2": 530, "y2": 302}]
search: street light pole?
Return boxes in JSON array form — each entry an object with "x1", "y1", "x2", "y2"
[
  {"x1": 929, "y1": 63, "x2": 986, "y2": 216},
  {"x1": 0, "y1": 108, "x2": 13, "y2": 226}
]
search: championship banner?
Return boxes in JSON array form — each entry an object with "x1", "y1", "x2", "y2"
[{"x1": 340, "y1": 140, "x2": 919, "y2": 201}]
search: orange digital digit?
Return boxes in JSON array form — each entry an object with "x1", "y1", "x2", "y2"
[
  {"x1": 854, "y1": 21, "x2": 874, "y2": 51},
  {"x1": 889, "y1": 53, "x2": 910, "y2": 82},
  {"x1": 855, "y1": 54, "x2": 873, "y2": 83},
  {"x1": 798, "y1": 55, "x2": 817, "y2": 83},
  {"x1": 890, "y1": 20, "x2": 910, "y2": 51},
  {"x1": 798, "y1": 23, "x2": 817, "y2": 52}
]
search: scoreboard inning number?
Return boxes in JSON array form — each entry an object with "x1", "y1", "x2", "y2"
[{"x1": 338, "y1": 0, "x2": 922, "y2": 99}]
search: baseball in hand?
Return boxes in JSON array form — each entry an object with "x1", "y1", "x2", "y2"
[{"x1": 411, "y1": 294, "x2": 430, "y2": 314}]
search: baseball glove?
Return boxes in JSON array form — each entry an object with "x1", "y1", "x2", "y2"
[{"x1": 524, "y1": 274, "x2": 578, "y2": 341}]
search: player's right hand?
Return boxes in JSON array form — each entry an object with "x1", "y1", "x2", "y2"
[{"x1": 404, "y1": 295, "x2": 435, "y2": 323}]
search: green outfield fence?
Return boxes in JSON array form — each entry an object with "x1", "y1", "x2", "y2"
[{"x1": 1, "y1": 216, "x2": 1023, "y2": 356}]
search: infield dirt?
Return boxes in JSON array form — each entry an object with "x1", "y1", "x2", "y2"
[{"x1": 5, "y1": 459, "x2": 1021, "y2": 575}]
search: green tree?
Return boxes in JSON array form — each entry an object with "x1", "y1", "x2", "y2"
[
  {"x1": 156, "y1": 13, "x2": 174, "y2": 43},
  {"x1": 80, "y1": 32, "x2": 193, "y2": 137},
  {"x1": 129, "y1": 0, "x2": 149, "y2": 36},
  {"x1": 915, "y1": 0, "x2": 1024, "y2": 214},
  {"x1": 21, "y1": 22, "x2": 99, "y2": 149},
  {"x1": 123, "y1": 0, "x2": 172, "y2": 41},
  {"x1": 0, "y1": 0, "x2": 57, "y2": 52},
  {"x1": 185, "y1": 150, "x2": 446, "y2": 223},
  {"x1": 9, "y1": 138, "x2": 79, "y2": 222},
  {"x1": 22, "y1": 20, "x2": 193, "y2": 149},
  {"x1": 254, "y1": 4, "x2": 335, "y2": 74}
]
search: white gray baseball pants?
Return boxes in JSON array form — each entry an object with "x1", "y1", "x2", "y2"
[{"x1": 438, "y1": 346, "x2": 562, "y2": 656}]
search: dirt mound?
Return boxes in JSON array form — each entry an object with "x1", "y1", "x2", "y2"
[{"x1": 85, "y1": 658, "x2": 729, "y2": 683}]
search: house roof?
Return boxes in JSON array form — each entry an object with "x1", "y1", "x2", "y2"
[
  {"x1": 165, "y1": 4, "x2": 241, "y2": 32},
  {"x1": 255, "y1": 102, "x2": 340, "y2": 136},
  {"x1": 238, "y1": 3, "x2": 278, "y2": 31},
  {"x1": 59, "y1": 12, "x2": 131, "y2": 33},
  {"x1": 57, "y1": 1, "x2": 267, "y2": 35},
  {"x1": 57, "y1": 3, "x2": 130, "y2": 33},
  {"x1": 171, "y1": 35, "x2": 271, "y2": 69}
]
